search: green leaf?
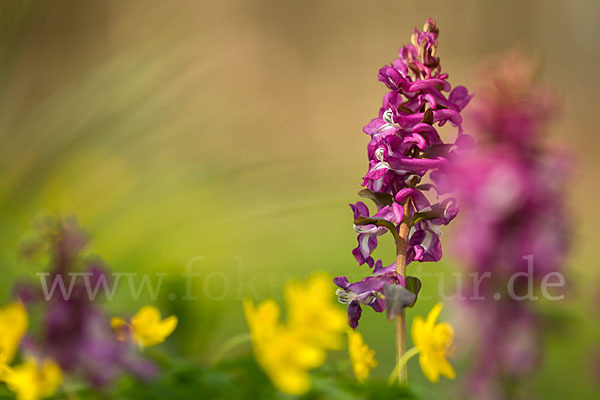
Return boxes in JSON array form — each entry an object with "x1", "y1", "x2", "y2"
[
  {"x1": 358, "y1": 189, "x2": 393, "y2": 207},
  {"x1": 353, "y1": 216, "x2": 378, "y2": 226},
  {"x1": 410, "y1": 208, "x2": 445, "y2": 225},
  {"x1": 404, "y1": 276, "x2": 422, "y2": 308},
  {"x1": 354, "y1": 217, "x2": 397, "y2": 238}
]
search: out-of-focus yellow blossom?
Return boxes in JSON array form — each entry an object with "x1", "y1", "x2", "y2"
[
  {"x1": 285, "y1": 273, "x2": 347, "y2": 350},
  {"x1": 347, "y1": 329, "x2": 377, "y2": 382},
  {"x1": 0, "y1": 302, "x2": 28, "y2": 376},
  {"x1": 3, "y1": 358, "x2": 62, "y2": 400},
  {"x1": 243, "y1": 298, "x2": 280, "y2": 345},
  {"x1": 243, "y1": 273, "x2": 347, "y2": 395},
  {"x1": 411, "y1": 303, "x2": 455, "y2": 383},
  {"x1": 243, "y1": 298, "x2": 325, "y2": 395},
  {"x1": 111, "y1": 305, "x2": 177, "y2": 347}
]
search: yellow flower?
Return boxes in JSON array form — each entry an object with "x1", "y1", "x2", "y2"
[
  {"x1": 347, "y1": 330, "x2": 377, "y2": 383},
  {"x1": 411, "y1": 303, "x2": 455, "y2": 383},
  {"x1": 111, "y1": 305, "x2": 177, "y2": 347},
  {"x1": 3, "y1": 358, "x2": 62, "y2": 400},
  {"x1": 243, "y1": 298, "x2": 280, "y2": 345},
  {"x1": 285, "y1": 273, "x2": 347, "y2": 350},
  {"x1": 243, "y1": 273, "x2": 347, "y2": 395},
  {"x1": 243, "y1": 298, "x2": 325, "y2": 395},
  {"x1": 0, "y1": 302, "x2": 28, "y2": 373}
]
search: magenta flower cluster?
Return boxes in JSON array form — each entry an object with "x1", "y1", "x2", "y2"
[
  {"x1": 450, "y1": 53, "x2": 571, "y2": 400},
  {"x1": 16, "y1": 218, "x2": 157, "y2": 387},
  {"x1": 335, "y1": 19, "x2": 472, "y2": 328}
]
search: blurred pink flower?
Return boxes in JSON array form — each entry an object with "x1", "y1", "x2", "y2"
[{"x1": 450, "y1": 52, "x2": 571, "y2": 399}]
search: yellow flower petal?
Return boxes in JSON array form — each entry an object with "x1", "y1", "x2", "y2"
[
  {"x1": 129, "y1": 306, "x2": 177, "y2": 347},
  {"x1": 243, "y1": 298, "x2": 280, "y2": 344},
  {"x1": 131, "y1": 306, "x2": 161, "y2": 328},
  {"x1": 425, "y1": 303, "x2": 443, "y2": 327},
  {"x1": 432, "y1": 322, "x2": 454, "y2": 347},
  {"x1": 418, "y1": 352, "x2": 439, "y2": 383},
  {"x1": 347, "y1": 330, "x2": 378, "y2": 383},
  {"x1": 243, "y1": 273, "x2": 346, "y2": 395},
  {"x1": 0, "y1": 363, "x2": 11, "y2": 381},
  {"x1": 411, "y1": 316, "x2": 427, "y2": 349},
  {"x1": 271, "y1": 367, "x2": 311, "y2": 396},
  {"x1": 4, "y1": 358, "x2": 62, "y2": 400},
  {"x1": 295, "y1": 341, "x2": 326, "y2": 369},
  {"x1": 110, "y1": 317, "x2": 126, "y2": 330},
  {"x1": 0, "y1": 303, "x2": 28, "y2": 365},
  {"x1": 411, "y1": 303, "x2": 455, "y2": 383},
  {"x1": 436, "y1": 357, "x2": 456, "y2": 380},
  {"x1": 284, "y1": 274, "x2": 346, "y2": 351},
  {"x1": 157, "y1": 315, "x2": 178, "y2": 340}
]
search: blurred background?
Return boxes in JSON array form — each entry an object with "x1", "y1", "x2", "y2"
[{"x1": 0, "y1": 0, "x2": 598, "y2": 398}]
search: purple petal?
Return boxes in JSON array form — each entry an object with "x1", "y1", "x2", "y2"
[
  {"x1": 333, "y1": 276, "x2": 350, "y2": 290},
  {"x1": 348, "y1": 301, "x2": 362, "y2": 329},
  {"x1": 370, "y1": 298, "x2": 385, "y2": 313},
  {"x1": 350, "y1": 201, "x2": 370, "y2": 219},
  {"x1": 392, "y1": 202, "x2": 404, "y2": 224},
  {"x1": 408, "y1": 229, "x2": 442, "y2": 262},
  {"x1": 395, "y1": 188, "x2": 432, "y2": 210},
  {"x1": 386, "y1": 155, "x2": 446, "y2": 173},
  {"x1": 449, "y1": 85, "x2": 473, "y2": 111}
]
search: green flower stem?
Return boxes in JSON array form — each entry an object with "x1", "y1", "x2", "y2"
[
  {"x1": 395, "y1": 200, "x2": 411, "y2": 384},
  {"x1": 211, "y1": 332, "x2": 252, "y2": 365},
  {"x1": 388, "y1": 347, "x2": 419, "y2": 385}
]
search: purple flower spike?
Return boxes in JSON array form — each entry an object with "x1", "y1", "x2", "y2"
[
  {"x1": 16, "y1": 217, "x2": 159, "y2": 387},
  {"x1": 339, "y1": 19, "x2": 470, "y2": 328},
  {"x1": 448, "y1": 51, "x2": 571, "y2": 399}
]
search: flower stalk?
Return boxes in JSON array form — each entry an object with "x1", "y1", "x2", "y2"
[{"x1": 395, "y1": 200, "x2": 411, "y2": 383}]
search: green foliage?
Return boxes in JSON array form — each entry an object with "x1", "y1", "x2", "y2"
[
  {"x1": 0, "y1": 386, "x2": 13, "y2": 400},
  {"x1": 94, "y1": 356, "x2": 420, "y2": 400}
]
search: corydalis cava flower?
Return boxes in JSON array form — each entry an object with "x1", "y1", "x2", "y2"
[
  {"x1": 16, "y1": 218, "x2": 157, "y2": 387},
  {"x1": 452, "y1": 52, "x2": 570, "y2": 287},
  {"x1": 335, "y1": 19, "x2": 472, "y2": 329},
  {"x1": 450, "y1": 52, "x2": 571, "y2": 400}
]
